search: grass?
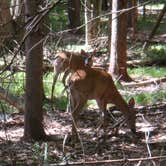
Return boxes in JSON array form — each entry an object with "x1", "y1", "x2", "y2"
[
  {"x1": 0, "y1": 72, "x2": 25, "y2": 96},
  {"x1": 0, "y1": 63, "x2": 165, "y2": 112},
  {"x1": 128, "y1": 67, "x2": 166, "y2": 78},
  {"x1": 145, "y1": 45, "x2": 166, "y2": 61},
  {"x1": 127, "y1": 90, "x2": 166, "y2": 106}
]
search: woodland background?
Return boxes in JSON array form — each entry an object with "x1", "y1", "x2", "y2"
[{"x1": 0, "y1": 0, "x2": 166, "y2": 165}]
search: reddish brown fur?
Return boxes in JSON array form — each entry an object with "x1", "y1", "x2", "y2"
[
  {"x1": 51, "y1": 50, "x2": 94, "y2": 101},
  {"x1": 69, "y1": 67, "x2": 136, "y2": 138}
]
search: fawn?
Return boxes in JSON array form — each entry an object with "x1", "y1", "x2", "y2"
[
  {"x1": 69, "y1": 67, "x2": 136, "y2": 139},
  {"x1": 51, "y1": 50, "x2": 94, "y2": 101}
]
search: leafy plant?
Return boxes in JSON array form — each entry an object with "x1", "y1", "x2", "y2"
[{"x1": 134, "y1": 90, "x2": 166, "y2": 105}]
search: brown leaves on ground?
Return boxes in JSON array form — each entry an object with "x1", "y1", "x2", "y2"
[{"x1": 0, "y1": 100, "x2": 166, "y2": 165}]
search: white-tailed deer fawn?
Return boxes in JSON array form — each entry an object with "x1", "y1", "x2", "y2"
[
  {"x1": 69, "y1": 67, "x2": 136, "y2": 139},
  {"x1": 51, "y1": 50, "x2": 94, "y2": 101}
]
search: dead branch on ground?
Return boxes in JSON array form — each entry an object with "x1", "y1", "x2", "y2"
[{"x1": 123, "y1": 77, "x2": 166, "y2": 87}]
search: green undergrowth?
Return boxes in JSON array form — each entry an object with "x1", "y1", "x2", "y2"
[
  {"x1": 0, "y1": 64, "x2": 165, "y2": 112},
  {"x1": 137, "y1": 6, "x2": 166, "y2": 33},
  {"x1": 128, "y1": 66, "x2": 166, "y2": 78},
  {"x1": 145, "y1": 45, "x2": 166, "y2": 61},
  {"x1": 124, "y1": 90, "x2": 166, "y2": 106},
  {"x1": 133, "y1": 90, "x2": 165, "y2": 105}
]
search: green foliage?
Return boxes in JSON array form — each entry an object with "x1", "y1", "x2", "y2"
[
  {"x1": 0, "y1": 72, "x2": 25, "y2": 96},
  {"x1": 48, "y1": 4, "x2": 68, "y2": 32},
  {"x1": 54, "y1": 96, "x2": 68, "y2": 111},
  {"x1": 43, "y1": 73, "x2": 65, "y2": 97},
  {"x1": 145, "y1": 44, "x2": 166, "y2": 61},
  {"x1": 33, "y1": 142, "x2": 52, "y2": 163},
  {"x1": 0, "y1": 100, "x2": 17, "y2": 113},
  {"x1": 147, "y1": 2, "x2": 165, "y2": 10},
  {"x1": 137, "y1": 12, "x2": 166, "y2": 33},
  {"x1": 131, "y1": 90, "x2": 166, "y2": 105},
  {"x1": 128, "y1": 67, "x2": 166, "y2": 78},
  {"x1": 43, "y1": 73, "x2": 68, "y2": 110}
]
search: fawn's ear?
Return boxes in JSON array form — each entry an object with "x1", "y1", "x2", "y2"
[
  {"x1": 81, "y1": 49, "x2": 86, "y2": 56},
  {"x1": 128, "y1": 98, "x2": 135, "y2": 108}
]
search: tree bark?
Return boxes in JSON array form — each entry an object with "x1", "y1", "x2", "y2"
[
  {"x1": 85, "y1": 0, "x2": 92, "y2": 46},
  {"x1": 68, "y1": 0, "x2": 81, "y2": 33},
  {"x1": 143, "y1": 3, "x2": 166, "y2": 49},
  {"x1": 127, "y1": 0, "x2": 138, "y2": 38},
  {"x1": 24, "y1": 0, "x2": 47, "y2": 141},
  {"x1": 10, "y1": 0, "x2": 25, "y2": 41},
  {"x1": 108, "y1": 0, "x2": 132, "y2": 82},
  {"x1": 85, "y1": 0, "x2": 101, "y2": 46},
  {"x1": 0, "y1": 0, "x2": 14, "y2": 48}
]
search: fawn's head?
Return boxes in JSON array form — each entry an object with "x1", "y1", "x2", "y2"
[
  {"x1": 80, "y1": 49, "x2": 95, "y2": 67},
  {"x1": 53, "y1": 52, "x2": 68, "y2": 73},
  {"x1": 127, "y1": 98, "x2": 136, "y2": 133}
]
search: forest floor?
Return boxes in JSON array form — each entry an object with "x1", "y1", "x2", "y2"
[{"x1": 0, "y1": 79, "x2": 166, "y2": 166}]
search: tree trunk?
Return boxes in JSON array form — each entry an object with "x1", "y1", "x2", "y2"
[
  {"x1": 85, "y1": 0, "x2": 101, "y2": 46},
  {"x1": 24, "y1": 0, "x2": 47, "y2": 141},
  {"x1": 92, "y1": 0, "x2": 102, "y2": 38},
  {"x1": 143, "y1": 3, "x2": 166, "y2": 49},
  {"x1": 0, "y1": 0, "x2": 14, "y2": 48},
  {"x1": 108, "y1": 0, "x2": 132, "y2": 82},
  {"x1": 85, "y1": 0, "x2": 92, "y2": 46},
  {"x1": 68, "y1": 0, "x2": 81, "y2": 33},
  {"x1": 127, "y1": 0, "x2": 138, "y2": 38},
  {"x1": 10, "y1": 0, "x2": 25, "y2": 41}
]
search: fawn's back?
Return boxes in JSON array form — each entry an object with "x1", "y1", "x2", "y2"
[{"x1": 69, "y1": 67, "x2": 136, "y2": 133}]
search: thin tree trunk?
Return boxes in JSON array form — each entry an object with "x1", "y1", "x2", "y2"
[
  {"x1": 143, "y1": 3, "x2": 166, "y2": 49},
  {"x1": 0, "y1": 0, "x2": 14, "y2": 48},
  {"x1": 127, "y1": 0, "x2": 138, "y2": 38},
  {"x1": 68, "y1": 0, "x2": 81, "y2": 33},
  {"x1": 92, "y1": 0, "x2": 102, "y2": 38},
  {"x1": 10, "y1": 0, "x2": 24, "y2": 40},
  {"x1": 108, "y1": 0, "x2": 132, "y2": 82},
  {"x1": 85, "y1": 0, "x2": 92, "y2": 46},
  {"x1": 85, "y1": 0, "x2": 101, "y2": 46},
  {"x1": 24, "y1": 0, "x2": 47, "y2": 141}
]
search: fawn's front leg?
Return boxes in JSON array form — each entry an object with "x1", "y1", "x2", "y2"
[
  {"x1": 97, "y1": 100, "x2": 110, "y2": 132},
  {"x1": 70, "y1": 91, "x2": 86, "y2": 142}
]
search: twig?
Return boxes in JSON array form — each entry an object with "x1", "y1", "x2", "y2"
[
  {"x1": 49, "y1": 155, "x2": 166, "y2": 166},
  {"x1": 141, "y1": 114, "x2": 157, "y2": 166}
]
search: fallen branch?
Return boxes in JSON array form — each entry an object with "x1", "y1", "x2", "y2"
[
  {"x1": 0, "y1": 86, "x2": 24, "y2": 112},
  {"x1": 127, "y1": 59, "x2": 166, "y2": 67},
  {"x1": 123, "y1": 77, "x2": 166, "y2": 87},
  {"x1": 50, "y1": 155, "x2": 166, "y2": 166}
]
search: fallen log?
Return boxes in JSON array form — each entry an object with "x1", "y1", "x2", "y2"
[{"x1": 123, "y1": 77, "x2": 166, "y2": 87}]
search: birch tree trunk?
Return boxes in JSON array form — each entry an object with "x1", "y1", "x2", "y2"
[{"x1": 108, "y1": 0, "x2": 132, "y2": 82}]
